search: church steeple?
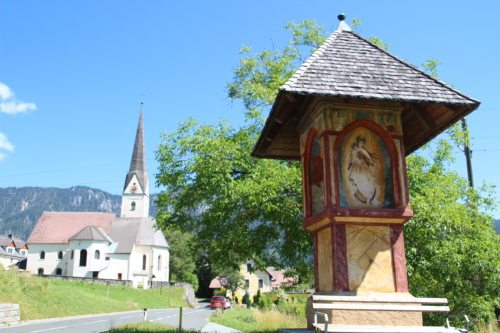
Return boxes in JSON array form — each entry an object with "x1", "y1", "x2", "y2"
[{"x1": 121, "y1": 103, "x2": 150, "y2": 218}]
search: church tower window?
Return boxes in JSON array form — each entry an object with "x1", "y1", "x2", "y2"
[{"x1": 131, "y1": 201, "x2": 136, "y2": 211}]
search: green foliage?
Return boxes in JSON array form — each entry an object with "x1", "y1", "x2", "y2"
[
  {"x1": 108, "y1": 322, "x2": 196, "y2": 333},
  {"x1": 405, "y1": 147, "x2": 499, "y2": 326},
  {"x1": 164, "y1": 228, "x2": 199, "y2": 291},
  {"x1": 422, "y1": 59, "x2": 442, "y2": 79},
  {"x1": 155, "y1": 119, "x2": 311, "y2": 279},
  {"x1": 210, "y1": 306, "x2": 306, "y2": 332}
]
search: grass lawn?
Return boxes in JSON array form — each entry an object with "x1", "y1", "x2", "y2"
[
  {"x1": 210, "y1": 306, "x2": 306, "y2": 333},
  {"x1": 0, "y1": 269, "x2": 187, "y2": 320},
  {"x1": 107, "y1": 321, "x2": 196, "y2": 333}
]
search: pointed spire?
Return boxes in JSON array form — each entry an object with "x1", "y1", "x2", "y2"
[
  {"x1": 336, "y1": 13, "x2": 352, "y2": 32},
  {"x1": 124, "y1": 103, "x2": 147, "y2": 191}
]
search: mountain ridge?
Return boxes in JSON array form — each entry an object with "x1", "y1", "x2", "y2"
[{"x1": 0, "y1": 186, "x2": 157, "y2": 240}]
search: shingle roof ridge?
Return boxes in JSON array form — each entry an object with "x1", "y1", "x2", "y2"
[
  {"x1": 345, "y1": 31, "x2": 479, "y2": 104},
  {"x1": 281, "y1": 30, "x2": 342, "y2": 91}
]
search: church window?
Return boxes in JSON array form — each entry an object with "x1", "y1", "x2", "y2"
[
  {"x1": 40, "y1": 251, "x2": 45, "y2": 260},
  {"x1": 71, "y1": 250, "x2": 74, "y2": 259},
  {"x1": 131, "y1": 201, "x2": 136, "y2": 211},
  {"x1": 80, "y1": 249, "x2": 87, "y2": 267},
  {"x1": 94, "y1": 250, "x2": 100, "y2": 260},
  {"x1": 157, "y1": 255, "x2": 161, "y2": 270},
  {"x1": 142, "y1": 254, "x2": 147, "y2": 270},
  {"x1": 118, "y1": 273, "x2": 122, "y2": 280},
  {"x1": 55, "y1": 268, "x2": 62, "y2": 276},
  {"x1": 58, "y1": 251, "x2": 63, "y2": 260},
  {"x1": 38, "y1": 268, "x2": 44, "y2": 276}
]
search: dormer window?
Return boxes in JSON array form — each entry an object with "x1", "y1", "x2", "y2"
[
  {"x1": 7, "y1": 247, "x2": 14, "y2": 254},
  {"x1": 131, "y1": 201, "x2": 136, "y2": 211}
]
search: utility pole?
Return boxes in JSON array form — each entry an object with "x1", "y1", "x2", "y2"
[{"x1": 461, "y1": 118, "x2": 474, "y2": 188}]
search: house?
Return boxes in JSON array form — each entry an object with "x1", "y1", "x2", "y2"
[
  {"x1": 210, "y1": 261, "x2": 295, "y2": 298},
  {"x1": 26, "y1": 108, "x2": 169, "y2": 288},
  {"x1": 0, "y1": 234, "x2": 28, "y2": 269}
]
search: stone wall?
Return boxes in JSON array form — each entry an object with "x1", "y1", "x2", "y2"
[{"x1": 0, "y1": 304, "x2": 20, "y2": 326}]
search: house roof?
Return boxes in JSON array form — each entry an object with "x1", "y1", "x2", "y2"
[
  {"x1": 267, "y1": 268, "x2": 295, "y2": 288},
  {"x1": 0, "y1": 235, "x2": 26, "y2": 248},
  {"x1": 209, "y1": 277, "x2": 222, "y2": 289},
  {"x1": 253, "y1": 23, "x2": 480, "y2": 159},
  {"x1": 27, "y1": 212, "x2": 168, "y2": 254},
  {"x1": 27, "y1": 212, "x2": 116, "y2": 244},
  {"x1": 109, "y1": 217, "x2": 168, "y2": 254},
  {"x1": 69, "y1": 225, "x2": 110, "y2": 242}
]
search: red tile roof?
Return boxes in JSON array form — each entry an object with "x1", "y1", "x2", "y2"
[{"x1": 27, "y1": 212, "x2": 116, "y2": 244}]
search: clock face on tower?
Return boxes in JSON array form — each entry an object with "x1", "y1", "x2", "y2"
[{"x1": 131, "y1": 185, "x2": 137, "y2": 193}]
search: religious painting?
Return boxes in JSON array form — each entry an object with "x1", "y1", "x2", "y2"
[
  {"x1": 338, "y1": 127, "x2": 393, "y2": 208},
  {"x1": 308, "y1": 135, "x2": 325, "y2": 214}
]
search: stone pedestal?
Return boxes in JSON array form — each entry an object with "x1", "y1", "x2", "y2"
[{"x1": 306, "y1": 292, "x2": 424, "y2": 329}]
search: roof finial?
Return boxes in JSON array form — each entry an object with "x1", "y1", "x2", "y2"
[{"x1": 336, "y1": 12, "x2": 352, "y2": 32}]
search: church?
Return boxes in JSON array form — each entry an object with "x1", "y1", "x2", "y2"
[{"x1": 26, "y1": 108, "x2": 169, "y2": 288}]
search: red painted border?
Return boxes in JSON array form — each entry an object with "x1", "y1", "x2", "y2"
[
  {"x1": 390, "y1": 225, "x2": 409, "y2": 292},
  {"x1": 332, "y1": 223, "x2": 349, "y2": 291},
  {"x1": 303, "y1": 128, "x2": 321, "y2": 217}
]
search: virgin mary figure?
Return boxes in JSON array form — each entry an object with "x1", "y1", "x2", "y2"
[{"x1": 347, "y1": 135, "x2": 380, "y2": 206}]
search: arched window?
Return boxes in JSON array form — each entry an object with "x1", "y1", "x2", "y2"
[
  {"x1": 131, "y1": 201, "x2": 136, "y2": 211},
  {"x1": 79, "y1": 249, "x2": 87, "y2": 267},
  {"x1": 157, "y1": 255, "x2": 161, "y2": 270},
  {"x1": 94, "y1": 250, "x2": 100, "y2": 260},
  {"x1": 37, "y1": 268, "x2": 44, "y2": 276},
  {"x1": 40, "y1": 251, "x2": 45, "y2": 260},
  {"x1": 71, "y1": 250, "x2": 74, "y2": 259},
  {"x1": 58, "y1": 251, "x2": 63, "y2": 260},
  {"x1": 307, "y1": 133, "x2": 324, "y2": 215},
  {"x1": 142, "y1": 254, "x2": 147, "y2": 270},
  {"x1": 55, "y1": 268, "x2": 62, "y2": 276}
]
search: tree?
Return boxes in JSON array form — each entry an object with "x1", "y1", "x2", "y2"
[
  {"x1": 164, "y1": 228, "x2": 199, "y2": 291},
  {"x1": 156, "y1": 20, "x2": 499, "y2": 325}
]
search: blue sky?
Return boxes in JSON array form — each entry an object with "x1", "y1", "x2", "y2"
[{"x1": 0, "y1": 1, "x2": 499, "y2": 217}]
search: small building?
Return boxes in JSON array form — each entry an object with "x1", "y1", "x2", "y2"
[
  {"x1": 0, "y1": 234, "x2": 28, "y2": 269},
  {"x1": 210, "y1": 261, "x2": 294, "y2": 298},
  {"x1": 26, "y1": 107, "x2": 169, "y2": 288}
]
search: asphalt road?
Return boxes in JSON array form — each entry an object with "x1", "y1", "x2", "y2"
[{"x1": 0, "y1": 307, "x2": 212, "y2": 333}]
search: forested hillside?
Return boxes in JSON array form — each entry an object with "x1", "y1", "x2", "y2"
[{"x1": 0, "y1": 186, "x2": 157, "y2": 240}]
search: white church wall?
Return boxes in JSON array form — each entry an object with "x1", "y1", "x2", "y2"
[
  {"x1": 100, "y1": 253, "x2": 129, "y2": 281},
  {"x1": 69, "y1": 240, "x2": 109, "y2": 278},
  {"x1": 151, "y1": 246, "x2": 169, "y2": 283},
  {"x1": 26, "y1": 243, "x2": 70, "y2": 276}
]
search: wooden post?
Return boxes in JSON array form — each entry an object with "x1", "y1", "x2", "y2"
[{"x1": 178, "y1": 306, "x2": 183, "y2": 332}]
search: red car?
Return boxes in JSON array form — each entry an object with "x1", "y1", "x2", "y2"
[{"x1": 210, "y1": 296, "x2": 226, "y2": 310}]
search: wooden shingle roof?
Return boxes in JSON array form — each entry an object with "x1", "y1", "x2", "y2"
[
  {"x1": 253, "y1": 26, "x2": 480, "y2": 159},
  {"x1": 281, "y1": 30, "x2": 477, "y2": 105}
]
